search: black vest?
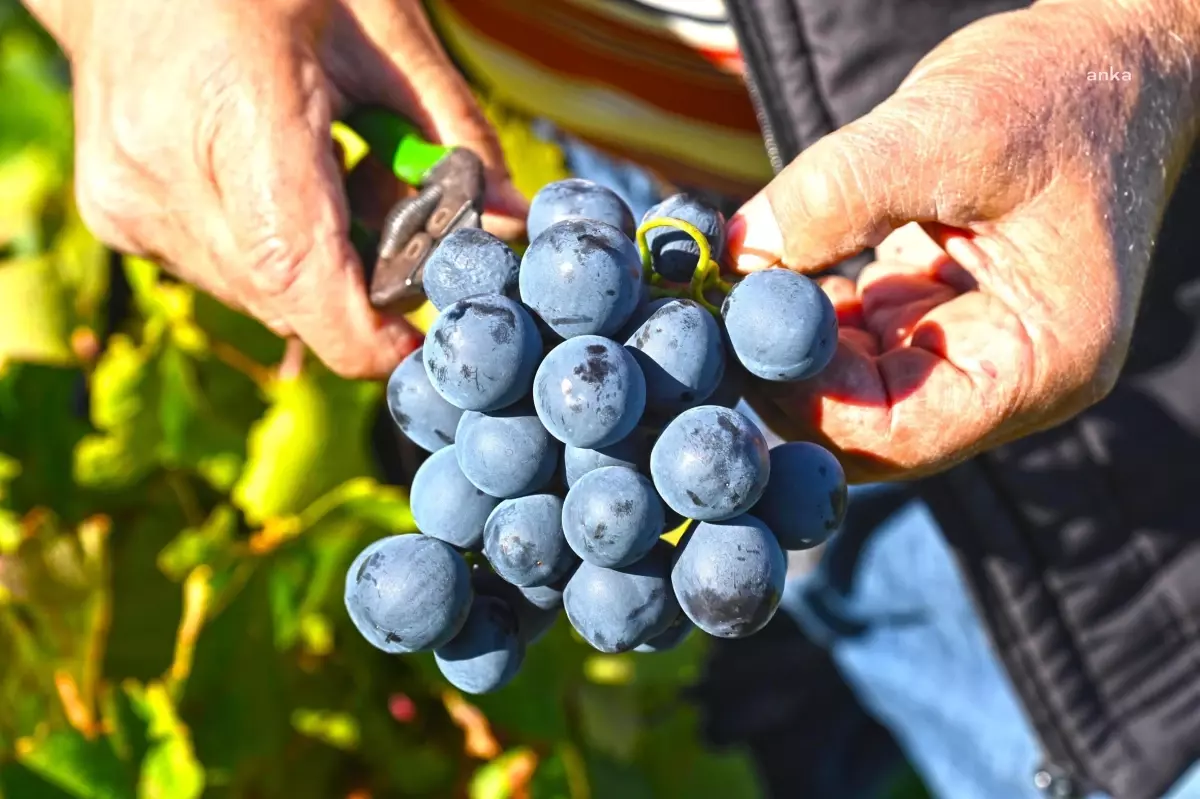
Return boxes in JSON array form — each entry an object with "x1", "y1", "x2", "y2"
[{"x1": 725, "y1": 2, "x2": 1200, "y2": 797}]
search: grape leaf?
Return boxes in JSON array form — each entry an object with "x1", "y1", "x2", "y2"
[
  {"x1": 581, "y1": 750, "x2": 654, "y2": 799},
  {"x1": 15, "y1": 731, "x2": 133, "y2": 799},
  {"x1": 636, "y1": 703, "x2": 760, "y2": 799},
  {"x1": 0, "y1": 256, "x2": 75, "y2": 365},
  {"x1": 99, "y1": 682, "x2": 149, "y2": 770},
  {"x1": 295, "y1": 477, "x2": 414, "y2": 534},
  {"x1": 156, "y1": 504, "x2": 238, "y2": 584},
  {"x1": 0, "y1": 147, "x2": 64, "y2": 255},
  {"x1": 103, "y1": 495, "x2": 188, "y2": 681},
  {"x1": 232, "y1": 368, "x2": 381, "y2": 526},
  {"x1": 178, "y1": 565, "x2": 292, "y2": 784},
  {"x1": 51, "y1": 207, "x2": 109, "y2": 326},
  {"x1": 0, "y1": 36, "x2": 71, "y2": 167},
  {"x1": 74, "y1": 335, "x2": 160, "y2": 489},
  {"x1": 0, "y1": 513, "x2": 110, "y2": 750},
  {"x1": 468, "y1": 747, "x2": 537, "y2": 799},
  {"x1": 74, "y1": 331, "x2": 247, "y2": 492},
  {"x1": 155, "y1": 343, "x2": 245, "y2": 491},
  {"x1": 0, "y1": 451, "x2": 20, "y2": 551},
  {"x1": 576, "y1": 684, "x2": 642, "y2": 761},
  {"x1": 126, "y1": 681, "x2": 204, "y2": 799},
  {"x1": 0, "y1": 762, "x2": 81, "y2": 799},
  {"x1": 474, "y1": 91, "x2": 571, "y2": 201},
  {"x1": 466, "y1": 621, "x2": 582, "y2": 742},
  {"x1": 191, "y1": 291, "x2": 284, "y2": 369},
  {"x1": 525, "y1": 744, "x2": 580, "y2": 799},
  {"x1": 0, "y1": 363, "x2": 90, "y2": 523}
]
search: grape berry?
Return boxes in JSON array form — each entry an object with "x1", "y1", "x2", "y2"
[{"x1": 345, "y1": 180, "x2": 849, "y2": 693}]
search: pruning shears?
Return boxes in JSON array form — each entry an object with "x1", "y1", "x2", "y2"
[{"x1": 340, "y1": 107, "x2": 486, "y2": 310}]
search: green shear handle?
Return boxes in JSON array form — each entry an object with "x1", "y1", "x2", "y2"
[{"x1": 343, "y1": 107, "x2": 449, "y2": 186}]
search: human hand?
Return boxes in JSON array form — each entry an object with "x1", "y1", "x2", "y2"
[
  {"x1": 26, "y1": 0, "x2": 526, "y2": 378},
  {"x1": 725, "y1": 0, "x2": 1200, "y2": 482}
]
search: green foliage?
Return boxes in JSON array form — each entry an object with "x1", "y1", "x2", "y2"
[{"x1": 0, "y1": 4, "x2": 767, "y2": 797}]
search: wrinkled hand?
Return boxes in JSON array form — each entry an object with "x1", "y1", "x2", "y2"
[
  {"x1": 726, "y1": 0, "x2": 1200, "y2": 482},
  {"x1": 28, "y1": 0, "x2": 526, "y2": 378}
]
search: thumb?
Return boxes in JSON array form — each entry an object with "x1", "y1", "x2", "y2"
[{"x1": 727, "y1": 104, "x2": 942, "y2": 274}]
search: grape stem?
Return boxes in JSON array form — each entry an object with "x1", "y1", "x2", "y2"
[{"x1": 635, "y1": 218, "x2": 734, "y2": 316}]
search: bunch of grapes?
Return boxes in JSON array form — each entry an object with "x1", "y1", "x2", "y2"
[{"x1": 345, "y1": 179, "x2": 848, "y2": 695}]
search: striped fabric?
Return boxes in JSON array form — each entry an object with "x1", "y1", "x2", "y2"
[{"x1": 427, "y1": 0, "x2": 773, "y2": 197}]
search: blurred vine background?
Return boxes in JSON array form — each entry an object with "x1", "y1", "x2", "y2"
[{"x1": 0, "y1": 2, "x2": 768, "y2": 796}]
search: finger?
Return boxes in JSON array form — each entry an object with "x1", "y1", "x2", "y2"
[
  {"x1": 166, "y1": 188, "x2": 300, "y2": 337},
  {"x1": 341, "y1": 0, "x2": 529, "y2": 222},
  {"x1": 856, "y1": 248, "x2": 976, "y2": 295},
  {"x1": 857, "y1": 268, "x2": 958, "y2": 317},
  {"x1": 482, "y1": 209, "x2": 528, "y2": 242},
  {"x1": 865, "y1": 295, "x2": 948, "y2": 351},
  {"x1": 817, "y1": 275, "x2": 866, "y2": 329},
  {"x1": 818, "y1": 274, "x2": 879, "y2": 353},
  {"x1": 210, "y1": 43, "x2": 419, "y2": 379},
  {"x1": 875, "y1": 221, "x2": 947, "y2": 265},
  {"x1": 919, "y1": 223, "x2": 987, "y2": 292},
  {"x1": 817, "y1": 274, "x2": 858, "y2": 306},
  {"x1": 766, "y1": 289, "x2": 1037, "y2": 481},
  {"x1": 841, "y1": 327, "x2": 881, "y2": 357},
  {"x1": 849, "y1": 262, "x2": 959, "y2": 353}
]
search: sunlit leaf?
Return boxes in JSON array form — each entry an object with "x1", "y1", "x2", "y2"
[
  {"x1": 0, "y1": 512, "x2": 110, "y2": 749},
  {"x1": 526, "y1": 744, "x2": 585, "y2": 799},
  {"x1": 15, "y1": 730, "x2": 134, "y2": 799},
  {"x1": 0, "y1": 256, "x2": 75, "y2": 365},
  {"x1": 476, "y1": 92, "x2": 571, "y2": 201},
  {"x1": 469, "y1": 747, "x2": 537, "y2": 799},
  {"x1": 265, "y1": 479, "x2": 413, "y2": 650},
  {"x1": 296, "y1": 477, "x2": 414, "y2": 534},
  {"x1": 0, "y1": 147, "x2": 64, "y2": 254},
  {"x1": 74, "y1": 330, "x2": 246, "y2": 492},
  {"x1": 156, "y1": 504, "x2": 238, "y2": 583},
  {"x1": 290, "y1": 709, "x2": 359, "y2": 751},
  {"x1": 155, "y1": 344, "x2": 245, "y2": 491},
  {"x1": 126, "y1": 681, "x2": 204, "y2": 799},
  {"x1": 0, "y1": 28, "x2": 72, "y2": 166},
  {"x1": 232, "y1": 369, "x2": 381, "y2": 526},
  {"x1": 0, "y1": 452, "x2": 20, "y2": 552},
  {"x1": 583, "y1": 654, "x2": 634, "y2": 686},
  {"x1": 73, "y1": 335, "x2": 159, "y2": 489},
  {"x1": 52, "y1": 207, "x2": 109, "y2": 326},
  {"x1": 98, "y1": 682, "x2": 149, "y2": 769}
]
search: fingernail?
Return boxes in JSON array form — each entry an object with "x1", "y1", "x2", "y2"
[{"x1": 727, "y1": 193, "x2": 783, "y2": 273}]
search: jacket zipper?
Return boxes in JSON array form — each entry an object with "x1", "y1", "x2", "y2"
[
  {"x1": 724, "y1": 0, "x2": 791, "y2": 173},
  {"x1": 743, "y1": 70, "x2": 785, "y2": 173}
]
